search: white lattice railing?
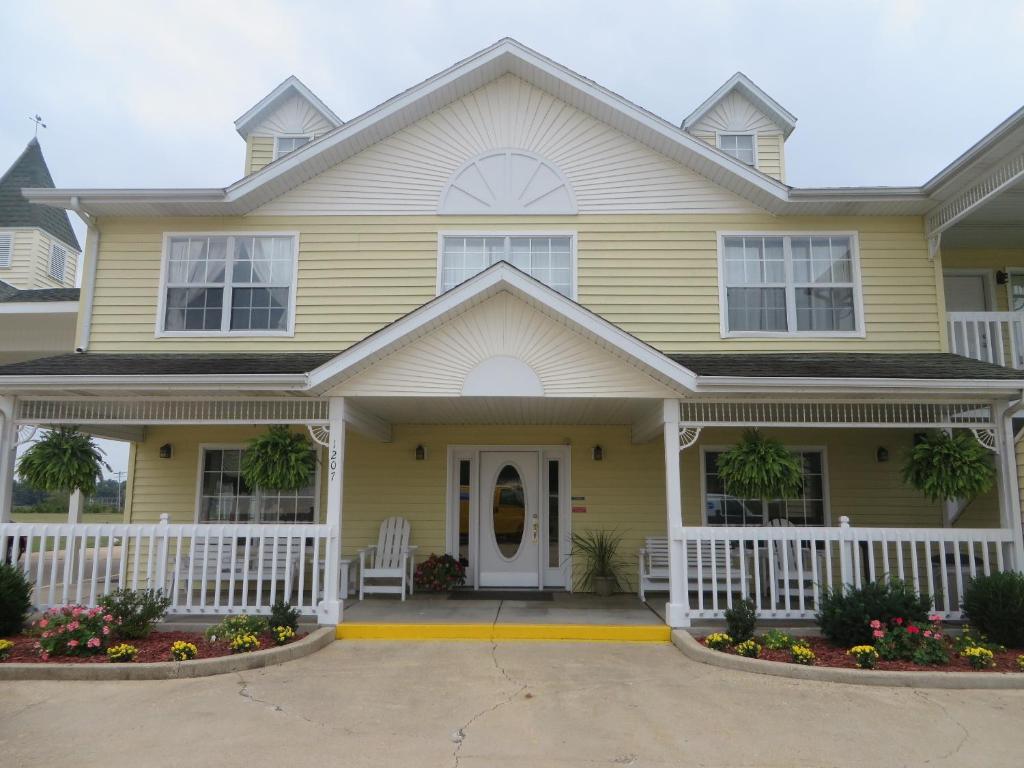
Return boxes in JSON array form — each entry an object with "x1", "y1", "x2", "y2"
[
  {"x1": 674, "y1": 520, "x2": 1015, "y2": 621},
  {"x1": 0, "y1": 521, "x2": 337, "y2": 616},
  {"x1": 947, "y1": 311, "x2": 1024, "y2": 369}
]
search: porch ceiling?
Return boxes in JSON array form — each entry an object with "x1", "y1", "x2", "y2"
[{"x1": 942, "y1": 175, "x2": 1024, "y2": 248}]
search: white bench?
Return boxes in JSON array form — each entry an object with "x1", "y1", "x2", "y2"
[
  {"x1": 637, "y1": 536, "x2": 750, "y2": 602},
  {"x1": 174, "y1": 539, "x2": 301, "y2": 599}
]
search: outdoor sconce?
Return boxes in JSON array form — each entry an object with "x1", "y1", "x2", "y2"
[
  {"x1": 997, "y1": 270, "x2": 1009, "y2": 285},
  {"x1": 415, "y1": 444, "x2": 426, "y2": 461},
  {"x1": 876, "y1": 446, "x2": 889, "y2": 463},
  {"x1": 159, "y1": 443, "x2": 173, "y2": 459},
  {"x1": 592, "y1": 445, "x2": 604, "y2": 461},
  {"x1": 913, "y1": 432, "x2": 928, "y2": 447}
]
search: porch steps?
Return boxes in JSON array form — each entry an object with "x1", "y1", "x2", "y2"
[{"x1": 335, "y1": 623, "x2": 671, "y2": 642}]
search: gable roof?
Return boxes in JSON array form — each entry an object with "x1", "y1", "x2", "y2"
[
  {"x1": 23, "y1": 38, "x2": 942, "y2": 219},
  {"x1": 0, "y1": 279, "x2": 79, "y2": 304},
  {"x1": 682, "y1": 72, "x2": 797, "y2": 138},
  {"x1": 0, "y1": 139, "x2": 79, "y2": 250},
  {"x1": 234, "y1": 76, "x2": 343, "y2": 138}
]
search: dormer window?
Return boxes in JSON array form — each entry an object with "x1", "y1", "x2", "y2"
[
  {"x1": 273, "y1": 135, "x2": 312, "y2": 160},
  {"x1": 718, "y1": 133, "x2": 755, "y2": 165}
]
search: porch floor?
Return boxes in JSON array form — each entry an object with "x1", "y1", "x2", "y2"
[{"x1": 342, "y1": 591, "x2": 666, "y2": 626}]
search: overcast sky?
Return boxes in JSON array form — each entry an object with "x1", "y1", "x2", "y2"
[{"x1": 4, "y1": 0, "x2": 1024, "y2": 474}]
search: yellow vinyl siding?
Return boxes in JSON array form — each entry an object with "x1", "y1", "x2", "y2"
[
  {"x1": 245, "y1": 136, "x2": 275, "y2": 175},
  {"x1": 755, "y1": 134, "x2": 784, "y2": 181},
  {"x1": 87, "y1": 213, "x2": 942, "y2": 353},
  {"x1": 942, "y1": 248, "x2": 1024, "y2": 312}
]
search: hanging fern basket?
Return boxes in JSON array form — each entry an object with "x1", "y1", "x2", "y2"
[
  {"x1": 902, "y1": 430, "x2": 996, "y2": 503},
  {"x1": 715, "y1": 430, "x2": 804, "y2": 501},
  {"x1": 240, "y1": 426, "x2": 316, "y2": 491},
  {"x1": 17, "y1": 427, "x2": 110, "y2": 495}
]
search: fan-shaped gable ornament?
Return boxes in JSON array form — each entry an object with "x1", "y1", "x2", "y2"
[{"x1": 439, "y1": 150, "x2": 576, "y2": 214}]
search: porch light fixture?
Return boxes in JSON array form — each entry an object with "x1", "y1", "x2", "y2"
[
  {"x1": 876, "y1": 446, "x2": 889, "y2": 463},
  {"x1": 592, "y1": 445, "x2": 603, "y2": 461},
  {"x1": 159, "y1": 443, "x2": 173, "y2": 459},
  {"x1": 415, "y1": 444, "x2": 426, "y2": 461},
  {"x1": 997, "y1": 270, "x2": 1009, "y2": 285}
]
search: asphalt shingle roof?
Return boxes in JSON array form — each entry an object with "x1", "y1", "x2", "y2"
[
  {"x1": 0, "y1": 280, "x2": 79, "y2": 304},
  {"x1": 0, "y1": 139, "x2": 80, "y2": 250},
  {"x1": 0, "y1": 352, "x2": 337, "y2": 377}
]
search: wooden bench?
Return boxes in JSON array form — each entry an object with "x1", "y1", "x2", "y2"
[{"x1": 637, "y1": 536, "x2": 750, "y2": 602}]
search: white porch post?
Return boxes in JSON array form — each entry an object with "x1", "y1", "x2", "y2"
[
  {"x1": 67, "y1": 490, "x2": 83, "y2": 524},
  {"x1": 662, "y1": 398, "x2": 689, "y2": 628},
  {"x1": 995, "y1": 402, "x2": 1024, "y2": 572},
  {"x1": 0, "y1": 397, "x2": 16, "y2": 524},
  {"x1": 318, "y1": 396, "x2": 346, "y2": 625}
]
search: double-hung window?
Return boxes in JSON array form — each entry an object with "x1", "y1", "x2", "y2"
[
  {"x1": 720, "y1": 234, "x2": 861, "y2": 336},
  {"x1": 274, "y1": 135, "x2": 311, "y2": 159},
  {"x1": 439, "y1": 235, "x2": 574, "y2": 297},
  {"x1": 703, "y1": 448, "x2": 827, "y2": 527},
  {"x1": 160, "y1": 234, "x2": 296, "y2": 335},
  {"x1": 198, "y1": 447, "x2": 317, "y2": 524},
  {"x1": 718, "y1": 134, "x2": 755, "y2": 165}
]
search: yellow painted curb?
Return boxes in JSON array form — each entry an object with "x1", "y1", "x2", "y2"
[{"x1": 336, "y1": 623, "x2": 671, "y2": 642}]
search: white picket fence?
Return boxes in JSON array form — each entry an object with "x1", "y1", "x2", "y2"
[
  {"x1": 947, "y1": 311, "x2": 1024, "y2": 369},
  {"x1": 0, "y1": 520, "x2": 337, "y2": 616},
  {"x1": 674, "y1": 519, "x2": 1016, "y2": 620}
]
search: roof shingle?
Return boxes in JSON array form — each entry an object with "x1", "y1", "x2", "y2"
[{"x1": 0, "y1": 139, "x2": 79, "y2": 250}]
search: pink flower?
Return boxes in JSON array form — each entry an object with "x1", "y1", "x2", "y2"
[
  {"x1": 869, "y1": 619, "x2": 881, "y2": 630},
  {"x1": 929, "y1": 614, "x2": 942, "y2": 623},
  {"x1": 67, "y1": 640, "x2": 79, "y2": 648},
  {"x1": 923, "y1": 630, "x2": 933, "y2": 639},
  {"x1": 907, "y1": 625, "x2": 920, "y2": 635},
  {"x1": 40, "y1": 652, "x2": 49, "y2": 661},
  {"x1": 38, "y1": 619, "x2": 49, "y2": 629},
  {"x1": 71, "y1": 607, "x2": 82, "y2": 617},
  {"x1": 892, "y1": 617, "x2": 904, "y2": 626},
  {"x1": 873, "y1": 629, "x2": 885, "y2": 639},
  {"x1": 87, "y1": 637, "x2": 101, "y2": 648},
  {"x1": 102, "y1": 626, "x2": 111, "y2": 635},
  {"x1": 103, "y1": 614, "x2": 114, "y2": 623}
]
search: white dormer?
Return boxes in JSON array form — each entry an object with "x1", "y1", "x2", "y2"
[
  {"x1": 682, "y1": 72, "x2": 796, "y2": 182},
  {"x1": 234, "y1": 76, "x2": 343, "y2": 175}
]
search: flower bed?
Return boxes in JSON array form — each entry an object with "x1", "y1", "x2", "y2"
[{"x1": 0, "y1": 629, "x2": 305, "y2": 665}]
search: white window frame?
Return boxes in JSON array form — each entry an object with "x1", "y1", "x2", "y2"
[
  {"x1": 193, "y1": 443, "x2": 321, "y2": 525},
  {"x1": 1002, "y1": 269, "x2": 1024, "y2": 312},
  {"x1": 0, "y1": 231, "x2": 12, "y2": 269},
  {"x1": 155, "y1": 231, "x2": 299, "y2": 338},
  {"x1": 716, "y1": 132, "x2": 758, "y2": 167},
  {"x1": 717, "y1": 231, "x2": 865, "y2": 338},
  {"x1": 48, "y1": 241, "x2": 68, "y2": 283},
  {"x1": 273, "y1": 134, "x2": 314, "y2": 160},
  {"x1": 699, "y1": 444, "x2": 831, "y2": 527},
  {"x1": 436, "y1": 231, "x2": 578, "y2": 299}
]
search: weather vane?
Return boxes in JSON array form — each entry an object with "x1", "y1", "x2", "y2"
[{"x1": 29, "y1": 114, "x2": 47, "y2": 137}]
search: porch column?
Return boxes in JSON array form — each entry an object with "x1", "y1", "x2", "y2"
[
  {"x1": 662, "y1": 398, "x2": 689, "y2": 627},
  {"x1": 318, "y1": 396, "x2": 346, "y2": 625},
  {"x1": 995, "y1": 402, "x2": 1024, "y2": 571},
  {"x1": 0, "y1": 397, "x2": 16, "y2": 524}
]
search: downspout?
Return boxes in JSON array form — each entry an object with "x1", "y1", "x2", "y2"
[{"x1": 69, "y1": 196, "x2": 98, "y2": 353}]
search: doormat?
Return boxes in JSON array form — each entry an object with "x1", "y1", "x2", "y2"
[{"x1": 449, "y1": 590, "x2": 554, "y2": 601}]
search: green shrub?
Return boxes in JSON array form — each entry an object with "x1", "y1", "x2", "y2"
[
  {"x1": 269, "y1": 599, "x2": 300, "y2": 632},
  {"x1": 205, "y1": 614, "x2": 268, "y2": 642},
  {"x1": 724, "y1": 598, "x2": 757, "y2": 643},
  {"x1": 98, "y1": 588, "x2": 171, "y2": 640},
  {"x1": 816, "y1": 580, "x2": 930, "y2": 646},
  {"x1": 0, "y1": 563, "x2": 33, "y2": 636},
  {"x1": 761, "y1": 628, "x2": 794, "y2": 650},
  {"x1": 962, "y1": 572, "x2": 1024, "y2": 649}
]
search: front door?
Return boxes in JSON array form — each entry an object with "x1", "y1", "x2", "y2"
[{"x1": 478, "y1": 451, "x2": 540, "y2": 587}]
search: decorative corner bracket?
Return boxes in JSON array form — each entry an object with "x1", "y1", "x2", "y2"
[
  {"x1": 307, "y1": 425, "x2": 331, "y2": 448},
  {"x1": 970, "y1": 428, "x2": 998, "y2": 452},
  {"x1": 679, "y1": 425, "x2": 702, "y2": 452},
  {"x1": 15, "y1": 426, "x2": 37, "y2": 446}
]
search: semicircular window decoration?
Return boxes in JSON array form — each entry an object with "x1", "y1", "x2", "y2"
[
  {"x1": 439, "y1": 150, "x2": 576, "y2": 214},
  {"x1": 492, "y1": 464, "x2": 527, "y2": 559}
]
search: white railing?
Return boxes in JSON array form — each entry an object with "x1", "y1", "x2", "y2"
[
  {"x1": 947, "y1": 311, "x2": 1024, "y2": 369},
  {"x1": 674, "y1": 519, "x2": 1015, "y2": 621},
  {"x1": 0, "y1": 520, "x2": 337, "y2": 616}
]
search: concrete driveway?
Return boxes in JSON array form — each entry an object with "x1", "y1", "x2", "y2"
[{"x1": 2, "y1": 640, "x2": 1023, "y2": 767}]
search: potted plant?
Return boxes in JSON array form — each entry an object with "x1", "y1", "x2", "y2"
[
  {"x1": 902, "y1": 430, "x2": 995, "y2": 508},
  {"x1": 240, "y1": 426, "x2": 316, "y2": 491},
  {"x1": 17, "y1": 427, "x2": 110, "y2": 495},
  {"x1": 715, "y1": 430, "x2": 803, "y2": 502},
  {"x1": 571, "y1": 529, "x2": 625, "y2": 596}
]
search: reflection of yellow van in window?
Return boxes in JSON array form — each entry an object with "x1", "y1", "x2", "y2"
[{"x1": 459, "y1": 484, "x2": 526, "y2": 541}]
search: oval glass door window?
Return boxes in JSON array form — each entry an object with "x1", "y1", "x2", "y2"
[{"x1": 493, "y1": 464, "x2": 526, "y2": 559}]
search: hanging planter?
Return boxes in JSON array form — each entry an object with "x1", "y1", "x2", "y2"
[
  {"x1": 240, "y1": 426, "x2": 316, "y2": 491},
  {"x1": 902, "y1": 430, "x2": 995, "y2": 503},
  {"x1": 17, "y1": 427, "x2": 110, "y2": 495},
  {"x1": 715, "y1": 430, "x2": 803, "y2": 501}
]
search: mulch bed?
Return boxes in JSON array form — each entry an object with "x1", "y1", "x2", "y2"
[
  {"x1": 0, "y1": 630, "x2": 305, "y2": 664},
  {"x1": 699, "y1": 635, "x2": 1022, "y2": 672}
]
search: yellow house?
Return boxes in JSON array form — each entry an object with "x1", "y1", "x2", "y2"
[{"x1": 1, "y1": 39, "x2": 1023, "y2": 629}]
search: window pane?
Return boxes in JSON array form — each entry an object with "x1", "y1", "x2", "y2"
[
  {"x1": 164, "y1": 287, "x2": 223, "y2": 331},
  {"x1": 441, "y1": 236, "x2": 572, "y2": 295},
  {"x1": 727, "y1": 287, "x2": 787, "y2": 331},
  {"x1": 705, "y1": 450, "x2": 825, "y2": 527},
  {"x1": 795, "y1": 287, "x2": 855, "y2": 331},
  {"x1": 720, "y1": 134, "x2": 755, "y2": 165},
  {"x1": 548, "y1": 461, "x2": 559, "y2": 570}
]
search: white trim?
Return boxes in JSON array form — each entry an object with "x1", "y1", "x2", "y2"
[
  {"x1": 0, "y1": 300, "x2": 77, "y2": 314},
  {"x1": 435, "y1": 231, "x2": 578, "y2": 299},
  {"x1": 154, "y1": 231, "x2": 299, "y2": 338},
  {"x1": 698, "y1": 444, "x2": 831, "y2": 527},
  {"x1": 683, "y1": 72, "x2": 797, "y2": 138},
  {"x1": 193, "y1": 442, "x2": 321, "y2": 525},
  {"x1": 716, "y1": 132, "x2": 758, "y2": 168},
  {"x1": 943, "y1": 268, "x2": 998, "y2": 311},
  {"x1": 273, "y1": 134, "x2": 315, "y2": 161},
  {"x1": 716, "y1": 231, "x2": 866, "y2": 338},
  {"x1": 234, "y1": 75, "x2": 342, "y2": 138},
  {"x1": 1007, "y1": 269, "x2": 1024, "y2": 312},
  {"x1": 438, "y1": 149, "x2": 577, "y2": 215}
]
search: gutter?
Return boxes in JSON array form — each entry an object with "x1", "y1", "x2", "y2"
[
  {"x1": 69, "y1": 196, "x2": 97, "y2": 353},
  {"x1": 692, "y1": 375, "x2": 1024, "y2": 396},
  {"x1": 0, "y1": 373, "x2": 309, "y2": 391}
]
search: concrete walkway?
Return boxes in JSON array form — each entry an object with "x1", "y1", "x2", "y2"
[{"x1": 3, "y1": 640, "x2": 1023, "y2": 767}]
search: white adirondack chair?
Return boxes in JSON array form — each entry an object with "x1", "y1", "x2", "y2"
[{"x1": 358, "y1": 517, "x2": 418, "y2": 600}]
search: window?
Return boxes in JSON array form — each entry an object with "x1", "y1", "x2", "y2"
[
  {"x1": 718, "y1": 134, "x2": 755, "y2": 165},
  {"x1": 721, "y1": 234, "x2": 860, "y2": 335},
  {"x1": 440, "y1": 235, "x2": 573, "y2": 296},
  {"x1": 703, "y1": 449, "x2": 827, "y2": 527},
  {"x1": 49, "y1": 242, "x2": 67, "y2": 282},
  {"x1": 0, "y1": 232, "x2": 11, "y2": 268},
  {"x1": 1009, "y1": 271, "x2": 1024, "y2": 312},
  {"x1": 160, "y1": 234, "x2": 296, "y2": 335},
  {"x1": 198, "y1": 447, "x2": 316, "y2": 523},
  {"x1": 274, "y1": 135, "x2": 311, "y2": 159}
]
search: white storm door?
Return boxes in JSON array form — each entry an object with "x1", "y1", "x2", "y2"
[{"x1": 478, "y1": 451, "x2": 540, "y2": 587}]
